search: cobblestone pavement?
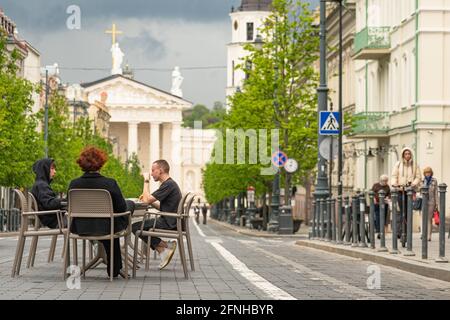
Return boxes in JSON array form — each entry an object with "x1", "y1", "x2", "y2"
[{"x1": 1, "y1": 219, "x2": 450, "y2": 300}]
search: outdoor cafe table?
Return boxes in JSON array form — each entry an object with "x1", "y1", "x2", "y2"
[{"x1": 80, "y1": 199, "x2": 152, "y2": 273}]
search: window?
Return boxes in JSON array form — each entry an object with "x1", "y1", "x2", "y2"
[{"x1": 247, "y1": 22, "x2": 254, "y2": 41}]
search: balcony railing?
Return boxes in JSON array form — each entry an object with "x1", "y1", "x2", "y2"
[
  {"x1": 351, "y1": 112, "x2": 390, "y2": 137},
  {"x1": 353, "y1": 27, "x2": 391, "y2": 60}
]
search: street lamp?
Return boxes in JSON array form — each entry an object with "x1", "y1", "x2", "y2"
[
  {"x1": 40, "y1": 63, "x2": 59, "y2": 158},
  {"x1": 314, "y1": 0, "x2": 331, "y2": 204},
  {"x1": 268, "y1": 64, "x2": 281, "y2": 233},
  {"x1": 315, "y1": 0, "x2": 345, "y2": 201}
]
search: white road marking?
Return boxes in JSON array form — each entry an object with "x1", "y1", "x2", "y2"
[
  {"x1": 250, "y1": 246, "x2": 384, "y2": 300},
  {"x1": 192, "y1": 218, "x2": 206, "y2": 238},
  {"x1": 193, "y1": 218, "x2": 296, "y2": 300},
  {"x1": 210, "y1": 241, "x2": 296, "y2": 300}
]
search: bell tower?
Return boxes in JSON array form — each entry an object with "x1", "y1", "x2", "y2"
[{"x1": 226, "y1": 0, "x2": 272, "y2": 109}]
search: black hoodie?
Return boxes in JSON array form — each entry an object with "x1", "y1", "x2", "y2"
[{"x1": 31, "y1": 158, "x2": 63, "y2": 228}]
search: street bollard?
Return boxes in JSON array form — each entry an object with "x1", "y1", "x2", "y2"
[
  {"x1": 337, "y1": 196, "x2": 343, "y2": 244},
  {"x1": 368, "y1": 191, "x2": 375, "y2": 249},
  {"x1": 359, "y1": 193, "x2": 367, "y2": 248},
  {"x1": 236, "y1": 194, "x2": 242, "y2": 226},
  {"x1": 311, "y1": 200, "x2": 316, "y2": 239},
  {"x1": 378, "y1": 190, "x2": 388, "y2": 252},
  {"x1": 390, "y1": 188, "x2": 400, "y2": 254},
  {"x1": 436, "y1": 184, "x2": 448, "y2": 262},
  {"x1": 351, "y1": 195, "x2": 358, "y2": 247},
  {"x1": 315, "y1": 199, "x2": 320, "y2": 239},
  {"x1": 319, "y1": 199, "x2": 325, "y2": 240},
  {"x1": 322, "y1": 199, "x2": 327, "y2": 241},
  {"x1": 326, "y1": 198, "x2": 332, "y2": 242},
  {"x1": 345, "y1": 196, "x2": 351, "y2": 245},
  {"x1": 331, "y1": 198, "x2": 337, "y2": 243},
  {"x1": 421, "y1": 186, "x2": 429, "y2": 259},
  {"x1": 404, "y1": 188, "x2": 415, "y2": 256}
]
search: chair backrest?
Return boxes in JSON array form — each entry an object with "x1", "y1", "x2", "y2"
[
  {"x1": 184, "y1": 194, "x2": 196, "y2": 217},
  {"x1": 68, "y1": 189, "x2": 114, "y2": 218},
  {"x1": 13, "y1": 189, "x2": 28, "y2": 213},
  {"x1": 28, "y1": 192, "x2": 38, "y2": 212},
  {"x1": 176, "y1": 192, "x2": 191, "y2": 215}
]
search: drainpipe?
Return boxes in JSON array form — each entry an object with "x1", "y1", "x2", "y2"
[
  {"x1": 364, "y1": 0, "x2": 368, "y2": 191},
  {"x1": 413, "y1": 0, "x2": 419, "y2": 160}
]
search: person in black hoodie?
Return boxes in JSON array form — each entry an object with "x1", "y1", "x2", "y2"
[
  {"x1": 69, "y1": 146, "x2": 135, "y2": 278},
  {"x1": 31, "y1": 158, "x2": 65, "y2": 229}
]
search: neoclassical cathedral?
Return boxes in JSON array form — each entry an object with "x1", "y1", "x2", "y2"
[{"x1": 65, "y1": 25, "x2": 216, "y2": 198}]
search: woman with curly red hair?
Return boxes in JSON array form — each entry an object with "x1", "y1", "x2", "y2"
[{"x1": 68, "y1": 146, "x2": 134, "y2": 278}]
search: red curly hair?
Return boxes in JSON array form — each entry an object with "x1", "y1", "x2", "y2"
[{"x1": 76, "y1": 146, "x2": 108, "y2": 172}]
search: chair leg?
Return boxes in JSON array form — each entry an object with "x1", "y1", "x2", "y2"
[
  {"x1": 185, "y1": 234, "x2": 195, "y2": 271},
  {"x1": 72, "y1": 239, "x2": 78, "y2": 266},
  {"x1": 26, "y1": 236, "x2": 36, "y2": 268},
  {"x1": 178, "y1": 236, "x2": 189, "y2": 279},
  {"x1": 15, "y1": 235, "x2": 27, "y2": 277},
  {"x1": 48, "y1": 235, "x2": 57, "y2": 263},
  {"x1": 82, "y1": 240, "x2": 86, "y2": 279},
  {"x1": 11, "y1": 235, "x2": 26, "y2": 277},
  {"x1": 132, "y1": 233, "x2": 140, "y2": 278},
  {"x1": 145, "y1": 237, "x2": 151, "y2": 271},
  {"x1": 61, "y1": 233, "x2": 67, "y2": 258},
  {"x1": 27, "y1": 236, "x2": 38, "y2": 268},
  {"x1": 110, "y1": 238, "x2": 114, "y2": 282},
  {"x1": 63, "y1": 237, "x2": 71, "y2": 280},
  {"x1": 89, "y1": 241, "x2": 93, "y2": 260},
  {"x1": 124, "y1": 236, "x2": 129, "y2": 280}
]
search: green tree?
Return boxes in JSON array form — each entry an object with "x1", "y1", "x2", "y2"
[
  {"x1": 182, "y1": 104, "x2": 209, "y2": 128},
  {"x1": 203, "y1": 0, "x2": 320, "y2": 204},
  {"x1": 0, "y1": 31, "x2": 43, "y2": 187}
]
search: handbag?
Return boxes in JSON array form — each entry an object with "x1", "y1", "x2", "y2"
[
  {"x1": 433, "y1": 210, "x2": 440, "y2": 225},
  {"x1": 412, "y1": 194, "x2": 422, "y2": 210}
]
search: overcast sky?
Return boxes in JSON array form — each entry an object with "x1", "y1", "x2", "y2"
[{"x1": 2, "y1": 0, "x2": 319, "y2": 107}]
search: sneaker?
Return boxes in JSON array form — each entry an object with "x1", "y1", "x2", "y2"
[{"x1": 159, "y1": 241, "x2": 177, "y2": 270}]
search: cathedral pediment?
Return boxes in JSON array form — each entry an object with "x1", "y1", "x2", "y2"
[{"x1": 80, "y1": 74, "x2": 191, "y2": 110}]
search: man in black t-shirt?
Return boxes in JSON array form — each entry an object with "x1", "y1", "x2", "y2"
[{"x1": 132, "y1": 160, "x2": 182, "y2": 270}]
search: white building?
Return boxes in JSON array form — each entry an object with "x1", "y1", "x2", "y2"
[
  {"x1": 226, "y1": 0, "x2": 272, "y2": 107},
  {"x1": 325, "y1": 0, "x2": 450, "y2": 221},
  {"x1": 65, "y1": 31, "x2": 216, "y2": 200}
]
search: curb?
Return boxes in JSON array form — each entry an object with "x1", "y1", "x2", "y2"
[
  {"x1": 296, "y1": 240, "x2": 450, "y2": 282},
  {"x1": 210, "y1": 219, "x2": 308, "y2": 238}
]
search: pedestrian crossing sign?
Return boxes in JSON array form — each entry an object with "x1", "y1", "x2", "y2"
[{"x1": 319, "y1": 111, "x2": 340, "y2": 135}]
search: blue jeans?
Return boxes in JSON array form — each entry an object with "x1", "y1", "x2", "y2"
[{"x1": 374, "y1": 203, "x2": 388, "y2": 233}]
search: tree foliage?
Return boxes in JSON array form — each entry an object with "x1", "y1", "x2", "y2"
[
  {"x1": 203, "y1": 0, "x2": 320, "y2": 203},
  {"x1": 0, "y1": 31, "x2": 43, "y2": 187}
]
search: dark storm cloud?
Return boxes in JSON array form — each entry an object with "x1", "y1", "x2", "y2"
[
  {"x1": 2, "y1": 0, "x2": 241, "y2": 31},
  {"x1": 121, "y1": 31, "x2": 166, "y2": 60}
]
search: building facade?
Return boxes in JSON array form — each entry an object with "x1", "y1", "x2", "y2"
[{"x1": 325, "y1": 0, "x2": 450, "y2": 220}]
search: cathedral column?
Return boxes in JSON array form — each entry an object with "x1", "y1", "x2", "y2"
[
  {"x1": 127, "y1": 121, "x2": 140, "y2": 159},
  {"x1": 150, "y1": 122, "x2": 161, "y2": 192},
  {"x1": 171, "y1": 121, "x2": 182, "y2": 186}
]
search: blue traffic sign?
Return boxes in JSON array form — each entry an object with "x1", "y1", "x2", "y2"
[
  {"x1": 272, "y1": 151, "x2": 288, "y2": 168},
  {"x1": 319, "y1": 111, "x2": 340, "y2": 135}
]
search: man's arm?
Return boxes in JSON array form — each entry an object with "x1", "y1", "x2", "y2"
[{"x1": 140, "y1": 173, "x2": 160, "y2": 210}]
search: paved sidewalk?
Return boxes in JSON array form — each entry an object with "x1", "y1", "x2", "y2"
[
  {"x1": 297, "y1": 233, "x2": 450, "y2": 282},
  {"x1": 209, "y1": 219, "x2": 308, "y2": 238}
]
